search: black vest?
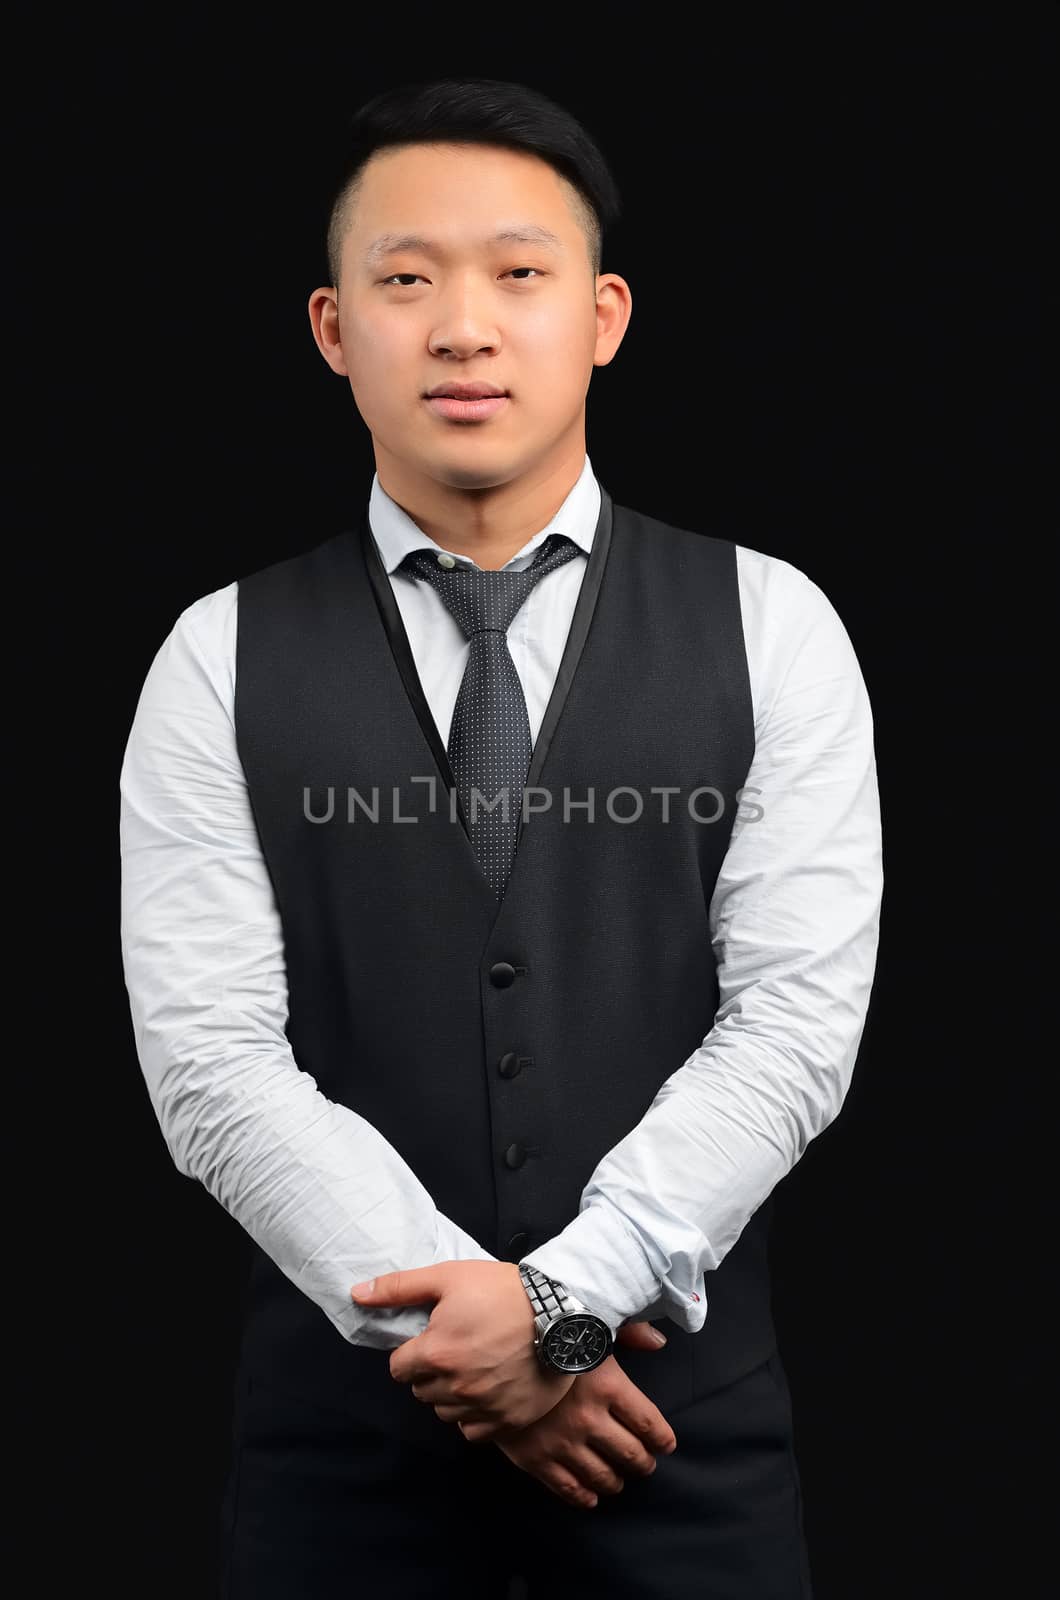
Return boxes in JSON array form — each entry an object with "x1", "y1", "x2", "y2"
[{"x1": 231, "y1": 485, "x2": 778, "y2": 1452}]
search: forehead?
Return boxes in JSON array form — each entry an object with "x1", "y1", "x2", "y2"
[{"x1": 350, "y1": 143, "x2": 578, "y2": 266}]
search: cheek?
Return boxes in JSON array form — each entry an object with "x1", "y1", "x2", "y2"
[
  {"x1": 348, "y1": 321, "x2": 399, "y2": 367},
  {"x1": 521, "y1": 303, "x2": 575, "y2": 348},
  {"x1": 343, "y1": 324, "x2": 416, "y2": 404},
  {"x1": 521, "y1": 305, "x2": 595, "y2": 373}
]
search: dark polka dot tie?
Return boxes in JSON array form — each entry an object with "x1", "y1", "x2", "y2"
[{"x1": 399, "y1": 533, "x2": 582, "y2": 898}]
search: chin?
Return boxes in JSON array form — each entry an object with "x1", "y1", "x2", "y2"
[{"x1": 432, "y1": 460, "x2": 514, "y2": 491}]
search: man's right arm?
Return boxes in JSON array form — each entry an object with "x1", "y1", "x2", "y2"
[{"x1": 119, "y1": 582, "x2": 497, "y2": 1352}]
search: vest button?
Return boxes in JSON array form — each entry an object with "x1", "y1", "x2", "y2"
[
  {"x1": 506, "y1": 1232, "x2": 529, "y2": 1258},
  {"x1": 504, "y1": 1142, "x2": 526, "y2": 1169},
  {"x1": 498, "y1": 1052, "x2": 521, "y2": 1078},
  {"x1": 489, "y1": 961, "x2": 517, "y2": 988}
]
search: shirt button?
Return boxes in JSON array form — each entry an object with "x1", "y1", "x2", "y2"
[{"x1": 437, "y1": 552, "x2": 457, "y2": 568}]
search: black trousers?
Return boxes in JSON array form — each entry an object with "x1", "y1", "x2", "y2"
[{"x1": 218, "y1": 1349, "x2": 815, "y2": 1598}]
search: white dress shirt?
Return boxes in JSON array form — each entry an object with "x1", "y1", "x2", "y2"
[{"x1": 119, "y1": 452, "x2": 883, "y2": 1350}]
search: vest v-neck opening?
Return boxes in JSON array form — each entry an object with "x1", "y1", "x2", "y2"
[{"x1": 358, "y1": 487, "x2": 614, "y2": 925}]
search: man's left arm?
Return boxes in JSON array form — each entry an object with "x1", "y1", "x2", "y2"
[{"x1": 521, "y1": 555, "x2": 884, "y2": 1335}]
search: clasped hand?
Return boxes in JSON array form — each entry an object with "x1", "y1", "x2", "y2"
[
  {"x1": 352, "y1": 1258, "x2": 573, "y2": 1438},
  {"x1": 350, "y1": 1258, "x2": 677, "y2": 1509}
]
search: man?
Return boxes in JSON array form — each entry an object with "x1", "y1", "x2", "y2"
[{"x1": 120, "y1": 76, "x2": 882, "y2": 1599}]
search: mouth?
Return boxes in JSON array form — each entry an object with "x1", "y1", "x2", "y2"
[{"x1": 423, "y1": 393, "x2": 510, "y2": 423}]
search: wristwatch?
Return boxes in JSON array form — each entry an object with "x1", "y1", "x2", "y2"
[{"x1": 518, "y1": 1262, "x2": 616, "y2": 1374}]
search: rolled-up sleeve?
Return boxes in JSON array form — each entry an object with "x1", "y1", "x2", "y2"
[{"x1": 523, "y1": 552, "x2": 883, "y2": 1334}]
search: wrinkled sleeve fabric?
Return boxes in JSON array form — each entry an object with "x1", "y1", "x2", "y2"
[
  {"x1": 522, "y1": 549, "x2": 883, "y2": 1335},
  {"x1": 119, "y1": 583, "x2": 496, "y2": 1353}
]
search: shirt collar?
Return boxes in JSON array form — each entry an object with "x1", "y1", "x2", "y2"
[{"x1": 367, "y1": 452, "x2": 601, "y2": 575}]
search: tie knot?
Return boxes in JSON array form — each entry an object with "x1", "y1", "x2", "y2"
[{"x1": 399, "y1": 532, "x2": 580, "y2": 640}]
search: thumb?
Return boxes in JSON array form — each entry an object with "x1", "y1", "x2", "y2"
[
  {"x1": 350, "y1": 1267, "x2": 441, "y2": 1306},
  {"x1": 615, "y1": 1319, "x2": 668, "y2": 1351}
]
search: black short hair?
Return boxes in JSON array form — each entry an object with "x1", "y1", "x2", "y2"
[{"x1": 324, "y1": 76, "x2": 622, "y2": 288}]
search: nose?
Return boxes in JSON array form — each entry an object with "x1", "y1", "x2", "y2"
[{"x1": 428, "y1": 277, "x2": 502, "y2": 360}]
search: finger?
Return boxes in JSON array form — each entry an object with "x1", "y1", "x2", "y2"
[
  {"x1": 570, "y1": 1410, "x2": 665, "y2": 1482},
  {"x1": 389, "y1": 1328, "x2": 455, "y2": 1385},
  {"x1": 410, "y1": 1378, "x2": 454, "y2": 1404},
  {"x1": 459, "y1": 1419, "x2": 501, "y2": 1443},
  {"x1": 433, "y1": 1401, "x2": 489, "y2": 1425},
  {"x1": 388, "y1": 1341, "x2": 425, "y2": 1385},
  {"x1": 495, "y1": 1440, "x2": 599, "y2": 1510},
  {"x1": 409, "y1": 1379, "x2": 451, "y2": 1403},
  {"x1": 354, "y1": 1266, "x2": 441, "y2": 1307},
  {"x1": 543, "y1": 1468, "x2": 598, "y2": 1509},
  {"x1": 609, "y1": 1397, "x2": 677, "y2": 1456},
  {"x1": 594, "y1": 1423, "x2": 661, "y2": 1480},
  {"x1": 563, "y1": 1442, "x2": 630, "y2": 1497}
]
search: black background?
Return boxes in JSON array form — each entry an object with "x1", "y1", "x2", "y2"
[{"x1": 24, "y1": 6, "x2": 1051, "y2": 1597}]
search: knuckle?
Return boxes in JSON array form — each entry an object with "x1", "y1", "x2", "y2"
[
  {"x1": 617, "y1": 1444, "x2": 657, "y2": 1477},
  {"x1": 583, "y1": 1460, "x2": 622, "y2": 1493}
]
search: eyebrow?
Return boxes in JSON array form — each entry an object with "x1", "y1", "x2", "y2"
[{"x1": 362, "y1": 225, "x2": 566, "y2": 270}]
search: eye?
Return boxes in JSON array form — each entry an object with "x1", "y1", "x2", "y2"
[{"x1": 380, "y1": 267, "x2": 543, "y2": 287}]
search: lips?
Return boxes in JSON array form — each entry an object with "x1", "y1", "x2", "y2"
[
  {"x1": 425, "y1": 384, "x2": 508, "y2": 400},
  {"x1": 425, "y1": 393, "x2": 509, "y2": 422}
]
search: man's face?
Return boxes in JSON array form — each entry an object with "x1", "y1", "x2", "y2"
[{"x1": 309, "y1": 141, "x2": 630, "y2": 492}]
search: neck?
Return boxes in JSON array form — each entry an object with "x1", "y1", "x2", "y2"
[{"x1": 375, "y1": 437, "x2": 585, "y2": 570}]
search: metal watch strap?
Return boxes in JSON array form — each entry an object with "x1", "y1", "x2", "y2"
[{"x1": 519, "y1": 1263, "x2": 584, "y2": 1320}]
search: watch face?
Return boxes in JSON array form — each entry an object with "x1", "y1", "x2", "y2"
[{"x1": 542, "y1": 1314, "x2": 611, "y2": 1372}]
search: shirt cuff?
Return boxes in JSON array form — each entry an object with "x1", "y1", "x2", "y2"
[{"x1": 520, "y1": 1201, "x2": 708, "y2": 1335}]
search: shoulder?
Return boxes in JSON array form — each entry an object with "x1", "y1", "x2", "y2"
[
  {"x1": 167, "y1": 528, "x2": 350, "y2": 663},
  {"x1": 615, "y1": 499, "x2": 838, "y2": 633},
  {"x1": 234, "y1": 529, "x2": 353, "y2": 600},
  {"x1": 166, "y1": 580, "x2": 240, "y2": 690},
  {"x1": 728, "y1": 542, "x2": 872, "y2": 732},
  {"x1": 127, "y1": 580, "x2": 239, "y2": 737},
  {"x1": 616, "y1": 501, "x2": 827, "y2": 609},
  {"x1": 732, "y1": 540, "x2": 838, "y2": 642}
]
